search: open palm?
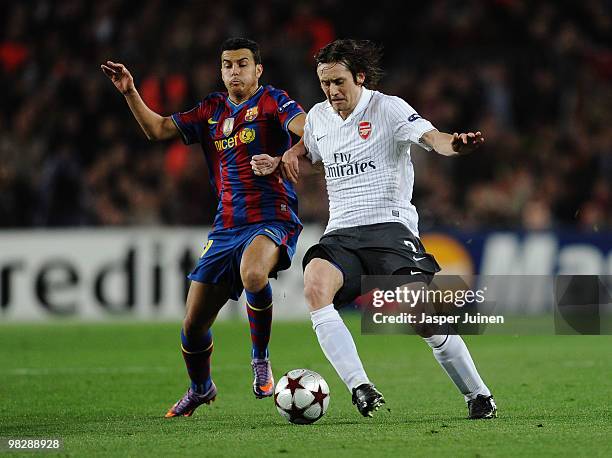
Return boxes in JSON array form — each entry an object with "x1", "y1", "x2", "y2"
[{"x1": 101, "y1": 61, "x2": 135, "y2": 95}]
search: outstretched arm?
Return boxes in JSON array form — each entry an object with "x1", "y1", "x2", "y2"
[
  {"x1": 101, "y1": 61, "x2": 179, "y2": 141},
  {"x1": 420, "y1": 130, "x2": 484, "y2": 156}
]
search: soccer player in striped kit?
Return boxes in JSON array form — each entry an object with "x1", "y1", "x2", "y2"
[
  {"x1": 252, "y1": 39, "x2": 496, "y2": 420},
  {"x1": 102, "y1": 38, "x2": 305, "y2": 417}
]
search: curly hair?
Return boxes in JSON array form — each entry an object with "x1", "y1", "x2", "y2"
[{"x1": 315, "y1": 39, "x2": 384, "y2": 89}]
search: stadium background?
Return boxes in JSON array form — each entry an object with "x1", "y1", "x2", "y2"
[{"x1": 1, "y1": 0, "x2": 610, "y2": 320}]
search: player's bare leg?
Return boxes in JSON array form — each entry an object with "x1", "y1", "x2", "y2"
[
  {"x1": 240, "y1": 235, "x2": 281, "y2": 398},
  {"x1": 402, "y1": 279, "x2": 496, "y2": 419},
  {"x1": 165, "y1": 281, "x2": 231, "y2": 418},
  {"x1": 304, "y1": 258, "x2": 385, "y2": 417}
]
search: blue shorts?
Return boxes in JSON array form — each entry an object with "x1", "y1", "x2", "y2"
[{"x1": 188, "y1": 221, "x2": 302, "y2": 300}]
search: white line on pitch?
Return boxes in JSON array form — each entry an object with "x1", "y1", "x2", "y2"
[
  {"x1": 3, "y1": 366, "x2": 173, "y2": 376},
  {"x1": 2, "y1": 364, "x2": 248, "y2": 376}
]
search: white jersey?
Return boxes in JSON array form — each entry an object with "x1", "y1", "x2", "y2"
[{"x1": 303, "y1": 88, "x2": 436, "y2": 236}]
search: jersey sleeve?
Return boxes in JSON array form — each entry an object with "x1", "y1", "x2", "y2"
[
  {"x1": 171, "y1": 101, "x2": 209, "y2": 145},
  {"x1": 303, "y1": 111, "x2": 322, "y2": 164},
  {"x1": 386, "y1": 96, "x2": 436, "y2": 151},
  {"x1": 269, "y1": 88, "x2": 305, "y2": 132}
]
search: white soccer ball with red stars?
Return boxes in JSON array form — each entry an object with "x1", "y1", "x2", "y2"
[{"x1": 274, "y1": 369, "x2": 330, "y2": 424}]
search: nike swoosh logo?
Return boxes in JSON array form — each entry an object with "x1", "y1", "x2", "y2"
[
  {"x1": 208, "y1": 118, "x2": 219, "y2": 124},
  {"x1": 259, "y1": 382, "x2": 274, "y2": 392},
  {"x1": 410, "y1": 270, "x2": 422, "y2": 275},
  {"x1": 316, "y1": 134, "x2": 327, "y2": 141},
  {"x1": 412, "y1": 256, "x2": 426, "y2": 261}
]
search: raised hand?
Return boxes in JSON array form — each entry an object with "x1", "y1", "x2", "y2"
[
  {"x1": 451, "y1": 131, "x2": 485, "y2": 155},
  {"x1": 101, "y1": 61, "x2": 135, "y2": 95}
]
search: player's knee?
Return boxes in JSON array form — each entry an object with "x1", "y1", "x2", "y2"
[
  {"x1": 304, "y1": 270, "x2": 337, "y2": 310},
  {"x1": 408, "y1": 297, "x2": 436, "y2": 337},
  {"x1": 413, "y1": 322, "x2": 435, "y2": 338},
  {"x1": 240, "y1": 264, "x2": 269, "y2": 292},
  {"x1": 183, "y1": 315, "x2": 209, "y2": 340},
  {"x1": 184, "y1": 299, "x2": 218, "y2": 334},
  {"x1": 303, "y1": 281, "x2": 318, "y2": 308}
]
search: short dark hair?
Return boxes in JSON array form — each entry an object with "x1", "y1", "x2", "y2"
[
  {"x1": 221, "y1": 37, "x2": 262, "y2": 65},
  {"x1": 315, "y1": 39, "x2": 384, "y2": 89}
]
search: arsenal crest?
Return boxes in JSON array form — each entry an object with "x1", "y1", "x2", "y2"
[
  {"x1": 244, "y1": 107, "x2": 258, "y2": 122},
  {"x1": 222, "y1": 118, "x2": 235, "y2": 136},
  {"x1": 358, "y1": 121, "x2": 372, "y2": 140}
]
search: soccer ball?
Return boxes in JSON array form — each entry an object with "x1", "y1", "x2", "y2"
[{"x1": 274, "y1": 369, "x2": 330, "y2": 424}]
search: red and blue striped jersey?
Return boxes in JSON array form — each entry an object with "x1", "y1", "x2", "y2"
[{"x1": 171, "y1": 85, "x2": 304, "y2": 230}]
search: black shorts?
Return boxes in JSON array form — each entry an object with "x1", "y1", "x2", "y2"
[{"x1": 302, "y1": 222, "x2": 441, "y2": 308}]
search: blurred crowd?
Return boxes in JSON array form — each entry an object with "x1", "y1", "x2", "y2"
[{"x1": 1, "y1": 0, "x2": 611, "y2": 231}]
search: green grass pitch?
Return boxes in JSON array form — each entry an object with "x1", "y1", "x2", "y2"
[{"x1": 1, "y1": 317, "x2": 610, "y2": 457}]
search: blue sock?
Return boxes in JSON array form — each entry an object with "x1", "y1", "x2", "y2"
[
  {"x1": 181, "y1": 328, "x2": 213, "y2": 394},
  {"x1": 245, "y1": 283, "x2": 273, "y2": 360}
]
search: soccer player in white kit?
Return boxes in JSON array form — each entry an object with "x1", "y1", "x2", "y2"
[{"x1": 252, "y1": 39, "x2": 496, "y2": 420}]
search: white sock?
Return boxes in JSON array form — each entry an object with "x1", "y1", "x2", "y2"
[
  {"x1": 311, "y1": 304, "x2": 370, "y2": 392},
  {"x1": 424, "y1": 334, "x2": 491, "y2": 401}
]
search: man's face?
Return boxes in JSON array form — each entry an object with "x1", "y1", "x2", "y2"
[
  {"x1": 221, "y1": 49, "x2": 262, "y2": 100},
  {"x1": 317, "y1": 62, "x2": 365, "y2": 117}
]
